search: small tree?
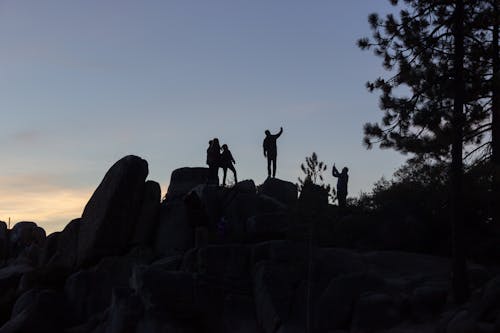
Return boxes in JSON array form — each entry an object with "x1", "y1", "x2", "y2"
[{"x1": 298, "y1": 152, "x2": 332, "y2": 197}]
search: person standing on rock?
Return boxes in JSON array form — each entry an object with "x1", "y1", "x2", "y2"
[
  {"x1": 220, "y1": 144, "x2": 237, "y2": 186},
  {"x1": 263, "y1": 126, "x2": 283, "y2": 178},
  {"x1": 332, "y1": 164, "x2": 348, "y2": 209},
  {"x1": 206, "y1": 138, "x2": 221, "y2": 185}
]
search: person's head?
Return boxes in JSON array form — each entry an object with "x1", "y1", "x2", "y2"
[
  {"x1": 342, "y1": 167, "x2": 348, "y2": 174},
  {"x1": 265, "y1": 130, "x2": 271, "y2": 136},
  {"x1": 222, "y1": 144, "x2": 228, "y2": 150},
  {"x1": 213, "y1": 138, "x2": 220, "y2": 146}
]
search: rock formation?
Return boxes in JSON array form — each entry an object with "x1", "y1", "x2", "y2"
[{"x1": 0, "y1": 155, "x2": 498, "y2": 333}]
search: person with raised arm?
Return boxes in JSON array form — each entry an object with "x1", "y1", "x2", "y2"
[
  {"x1": 332, "y1": 164, "x2": 349, "y2": 209},
  {"x1": 263, "y1": 127, "x2": 283, "y2": 178}
]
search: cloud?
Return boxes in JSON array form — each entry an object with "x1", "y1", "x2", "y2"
[{"x1": 10, "y1": 130, "x2": 43, "y2": 145}]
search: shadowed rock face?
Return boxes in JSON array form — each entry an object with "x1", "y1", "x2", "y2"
[
  {"x1": 8, "y1": 222, "x2": 46, "y2": 260},
  {"x1": 131, "y1": 181, "x2": 162, "y2": 246},
  {"x1": 165, "y1": 167, "x2": 209, "y2": 202},
  {"x1": 77, "y1": 155, "x2": 149, "y2": 267},
  {"x1": 257, "y1": 178, "x2": 298, "y2": 208},
  {"x1": 2, "y1": 157, "x2": 500, "y2": 333},
  {"x1": 0, "y1": 222, "x2": 7, "y2": 262}
]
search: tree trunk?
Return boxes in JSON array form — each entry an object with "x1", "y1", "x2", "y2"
[
  {"x1": 492, "y1": 0, "x2": 500, "y2": 226},
  {"x1": 450, "y1": 0, "x2": 470, "y2": 304}
]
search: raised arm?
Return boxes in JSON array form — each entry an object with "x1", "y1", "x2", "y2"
[
  {"x1": 332, "y1": 165, "x2": 340, "y2": 177},
  {"x1": 275, "y1": 126, "x2": 283, "y2": 138}
]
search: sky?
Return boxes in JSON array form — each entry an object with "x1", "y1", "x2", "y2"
[{"x1": 0, "y1": 0, "x2": 407, "y2": 234}]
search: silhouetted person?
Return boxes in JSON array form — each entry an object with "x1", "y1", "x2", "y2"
[
  {"x1": 220, "y1": 144, "x2": 237, "y2": 186},
  {"x1": 263, "y1": 127, "x2": 283, "y2": 178},
  {"x1": 206, "y1": 138, "x2": 221, "y2": 185},
  {"x1": 332, "y1": 164, "x2": 348, "y2": 209}
]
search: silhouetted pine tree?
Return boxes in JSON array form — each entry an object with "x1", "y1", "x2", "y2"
[
  {"x1": 358, "y1": 0, "x2": 490, "y2": 161},
  {"x1": 450, "y1": 0, "x2": 470, "y2": 304},
  {"x1": 359, "y1": 0, "x2": 500, "y2": 226},
  {"x1": 491, "y1": 0, "x2": 500, "y2": 226},
  {"x1": 358, "y1": 0, "x2": 483, "y2": 303}
]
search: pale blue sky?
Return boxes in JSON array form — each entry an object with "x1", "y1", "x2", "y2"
[{"x1": 0, "y1": 0, "x2": 406, "y2": 232}]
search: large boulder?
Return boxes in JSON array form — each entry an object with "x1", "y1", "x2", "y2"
[
  {"x1": 106, "y1": 287, "x2": 144, "y2": 333},
  {"x1": 222, "y1": 191, "x2": 258, "y2": 242},
  {"x1": 315, "y1": 273, "x2": 388, "y2": 331},
  {"x1": 164, "y1": 167, "x2": 209, "y2": 202},
  {"x1": 154, "y1": 201, "x2": 193, "y2": 257},
  {"x1": 444, "y1": 275, "x2": 500, "y2": 332},
  {"x1": 131, "y1": 181, "x2": 161, "y2": 246},
  {"x1": 51, "y1": 218, "x2": 81, "y2": 273},
  {"x1": 8, "y1": 222, "x2": 46, "y2": 261},
  {"x1": 0, "y1": 222, "x2": 7, "y2": 262},
  {"x1": 77, "y1": 155, "x2": 148, "y2": 267},
  {"x1": 197, "y1": 245, "x2": 252, "y2": 292},
  {"x1": 257, "y1": 178, "x2": 298, "y2": 208},
  {"x1": 29, "y1": 219, "x2": 82, "y2": 292},
  {"x1": 253, "y1": 261, "x2": 306, "y2": 333},
  {"x1": 0, "y1": 289, "x2": 69, "y2": 333},
  {"x1": 0, "y1": 264, "x2": 34, "y2": 291},
  {"x1": 230, "y1": 179, "x2": 257, "y2": 194},
  {"x1": 131, "y1": 265, "x2": 197, "y2": 315},
  {"x1": 65, "y1": 252, "x2": 152, "y2": 323},
  {"x1": 246, "y1": 213, "x2": 289, "y2": 242},
  {"x1": 350, "y1": 292, "x2": 402, "y2": 333},
  {"x1": 38, "y1": 232, "x2": 60, "y2": 267},
  {"x1": 222, "y1": 195, "x2": 256, "y2": 241},
  {"x1": 0, "y1": 264, "x2": 34, "y2": 326},
  {"x1": 188, "y1": 184, "x2": 224, "y2": 230}
]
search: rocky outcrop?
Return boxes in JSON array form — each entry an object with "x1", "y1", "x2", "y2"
[
  {"x1": 253, "y1": 260, "x2": 306, "y2": 333},
  {"x1": 1, "y1": 156, "x2": 499, "y2": 333},
  {"x1": 77, "y1": 155, "x2": 148, "y2": 267},
  {"x1": 0, "y1": 263, "x2": 35, "y2": 326},
  {"x1": 164, "y1": 167, "x2": 209, "y2": 202},
  {"x1": 0, "y1": 289, "x2": 69, "y2": 333},
  {"x1": 316, "y1": 272, "x2": 389, "y2": 331},
  {"x1": 246, "y1": 212, "x2": 289, "y2": 240},
  {"x1": 8, "y1": 222, "x2": 46, "y2": 264},
  {"x1": 257, "y1": 178, "x2": 298, "y2": 208},
  {"x1": 154, "y1": 201, "x2": 193, "y2": 257},
  {"x1": 0, "y1": 222, "x2": 7, "y2": 263},
  {"x1": 65, "y1": 250, "x2": 153, "y2": 324},
  {"x1": 131, "y1": 181, "x2": 161, "y2": 246},
  {"x1": 49, "y1": 218, "x2": 81, "y2": 274}
]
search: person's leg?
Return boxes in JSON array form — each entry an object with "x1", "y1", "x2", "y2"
[
  {"x1": 210, "y1": 166, "x2": 219, "y2": 186},
  {"x1": 230, "y1": 165, "x2": 237, "y2": 184},
  {"x1": 222, "y1": 167, "x2": 228, "y2": 186},
  {"x1": 339, "y1": 194, "x2": 347, "y2": 209},
  {"x1": 272, "y1": 158, "x2": 277, "y2": 178},
  {"x1": 207, "y1": 165, "x2": 214, "y2": 184},
  {"x1": 267, "y1": 157, "x2": 272, "y2": 178}
]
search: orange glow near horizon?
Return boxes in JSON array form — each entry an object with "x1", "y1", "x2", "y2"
[
  {"x1": 0, "y1": 180, "x2": 168, "y2": 235},
  {"x1": 0, "y1": 186, "x2": 94, "y2": 234}
]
